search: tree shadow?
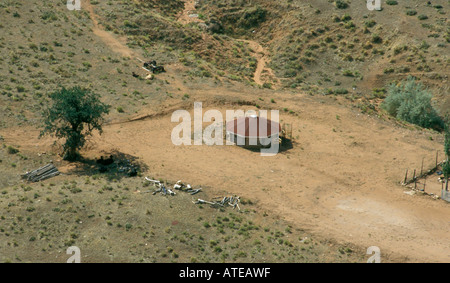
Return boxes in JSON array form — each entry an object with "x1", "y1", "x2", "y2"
[{"x1": 66, "y1": 150, "x2": 148, "y2": 181}]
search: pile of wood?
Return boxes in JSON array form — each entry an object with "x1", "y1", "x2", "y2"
[
  {"x1": 144, "y1": 177, "x2": 176, "y2": 196},
  {"x1": 21, "y1": 163, "x2": 60, "y2": 182},
  {"x1": 194, "y1": 196, "x2": 241, "y2": 210},
  {"x1": 173, "y1": 180, "x2": 202, "y2": 195},
  {"x1": 143, "y1": 178, "x2": 202, "y2": 196},
  {"x1": 142, "y1": 177, "x2": 241, "y2": 209}
]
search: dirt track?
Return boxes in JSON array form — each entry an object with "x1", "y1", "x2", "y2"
[
  {"x1": 176, "y1": 0, "x2": 277, "y2": 87},
  {"x1": 5, "y1": 0, "x2": 447, "y2": 263},
  {"x1": 93, "y1": 93, "x2": 449, "y2": 263},
  {"x1": 85, "y1": 0, "x2": 135, "y2": 58},
  {"x1": 5, "y1": 82, "x2": 450, "y2": 262}
]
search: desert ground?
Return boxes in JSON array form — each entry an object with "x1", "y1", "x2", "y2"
[{"x1": 0, "y1": 0, "x2": 448, "y2": 263}]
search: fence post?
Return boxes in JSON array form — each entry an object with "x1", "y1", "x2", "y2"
[{"x1": 436, "y1": 151, "x2": 439, "y2": 168}]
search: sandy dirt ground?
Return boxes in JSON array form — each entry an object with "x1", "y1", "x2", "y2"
[
  {"x1": 3, "y1": 0, "x2": 448, "y2": 263},
  {"x1": 240, "y1": 39, "x2": 278, "y2": 87},
  {"x1": 4, "y1": 86, "x2": 450, "y2": 262},
  {"x1": 85, "y1": 0, "x2": 135, "y2": 58}
]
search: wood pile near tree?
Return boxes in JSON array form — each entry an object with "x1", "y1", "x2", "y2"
[{"x1": 21, "y1": 163, "x2": 60, "y2": 182}]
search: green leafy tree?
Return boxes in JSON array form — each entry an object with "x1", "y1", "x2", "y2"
[
  {"x1": 381, "y1": 76, "x2": 444, "y2": 130},
  {"x1": 40, "y1": 86, "x2": 110, "y2": 161}
]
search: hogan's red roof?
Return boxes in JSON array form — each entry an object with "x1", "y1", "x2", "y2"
[{"x1": 226, "y1": 116, "x2": 281, "y2": 138}]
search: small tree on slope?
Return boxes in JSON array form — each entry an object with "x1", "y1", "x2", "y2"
[{"x1": 40, "y1": 86, "x2": 110, "y2": 161}]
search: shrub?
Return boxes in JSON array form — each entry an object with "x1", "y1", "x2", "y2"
[
  {"x1": 342, "y1": 70, "x2": 354, "y2": 77},
  {"x1": 381, "y1": 76, "x2": 444, "y2": 130},
  {"x1": 335, "y1": 0, "x2": 349, "y2": 9},
  {"x1": 238, "y1": 6, "x2": 267, "y2": 29},
  {"x1": 262, "y1": 82, "x2": 272, "y2": 89},
  {"x1": 386, "y1": 0, "x2": 398, "y2": 5},
  {"x1": 41, "y1": 11, "x2": 58, "y2": 22},
  {"x1": 372, "y1": 34, "x2": 383, "y2": 44},
  {"x1": 7, "y1": 146, "x2": 19, "y2": 154},
  {"x1": 334, "y1": 88, "x2": 348, "y2": 95},
  {"x1": 341, "y1": 14, "x2": 352, "y2": 22},
  {"x1": 364, "y1": 20, "x2": 377, "y2": 28}
]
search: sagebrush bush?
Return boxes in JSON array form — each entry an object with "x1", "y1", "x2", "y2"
[
  {"x1": 335, "y1": 0, "x2": 349, "y2": 9},
  {"x1": 381, "y1": 76, "x2": 444, "y2": 130}
]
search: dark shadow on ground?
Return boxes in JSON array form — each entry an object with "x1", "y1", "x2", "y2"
[
  {"x1": 239, "y1": 138, "x2": 294, "y2": 154},
  {"x1": 65, "y1": 150, "x2": 148, "y2": 181}
]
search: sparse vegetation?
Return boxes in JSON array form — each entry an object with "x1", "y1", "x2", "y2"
[
  {"x1": 334, "y1": 0, "x2": 349, "y2": 9},
  {"x1": 0, "y1": 0, "x2": 447, "y2": 264},
  {"x1": 6, "y1": 146, "x2": 19, "y2": 155},
  {"x1": 386, "y1": 1, "x2": 398, "y2": 5}
]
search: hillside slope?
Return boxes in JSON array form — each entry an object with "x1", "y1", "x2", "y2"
[{"x1": 0, "y1": 0, "x2": 449, "y2": 263}]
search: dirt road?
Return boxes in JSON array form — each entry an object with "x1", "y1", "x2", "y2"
[
  {"x1": 6, "y1": 0, "x2": 448, "y2": 263},
  {"x1": 91, "y1": 95, "x2": 449, "y2": 263},
  {"x1": 6, "y1": 86, "x2": 449, "y2": 262},
  {"x1": 177, "y1": 0, "x2": 277, "y2": 87},
  {"x1": 85, "y1": 0, "x2": 135, "y2": 58}
]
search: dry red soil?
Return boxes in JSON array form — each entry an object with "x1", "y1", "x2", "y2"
[{"x1": 4, "y1": 0, "x2": 448, "y2": 263}]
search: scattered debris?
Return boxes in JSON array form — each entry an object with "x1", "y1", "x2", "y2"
[
  {"x1": 21, "y1": 163, "x2": 60, "y2": 182},
  {"x1": 189, "y1": 188, "x2": 202, "y2": 195},
  {"x1": 172, "y1": 180, "x2": 202, "y2": 195},
  {"x1": 142, "y1": 177, "x2": 241, "y2": 209},
  {"x1": 152, "y1": 183, "x2": 176, "y2": 196},
  {"x1": 137, "y1": 58, "x2": 166, "y2": 74},
  {"x1": 144, "y1": 177, "x2": 176, "y2": 196},
  {"x1": 144, "y1": 177, "x2": 161, "y2": 184},
  {"x1": 194, "y1": 195, "x2": 241, "y2": 210},
  {"x1": 404, "y1": 186, "x2": 442, "y2": 201},
  {"x1": 117, "y1": 159, "x2": 138, "y2": 177},
  {"x1": 144, "y1": 178, "x2": 201, "y2": 197},
  {"x1": 193, "y1": 199, "x2": 216, "y2": 205}
]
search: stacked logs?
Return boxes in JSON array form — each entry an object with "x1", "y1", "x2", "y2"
[{"x1": 21, "y1": 164, "x2": 60, "y2": 182}]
